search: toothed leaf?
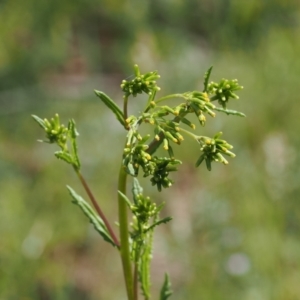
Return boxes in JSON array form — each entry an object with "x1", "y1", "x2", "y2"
[{"x1": 145, "y1": 217, "x2": 172, "y2": 233}]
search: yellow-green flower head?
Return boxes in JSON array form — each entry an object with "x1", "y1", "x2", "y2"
[{"x1": 120, "y1": 64, "x2": 161, "y2": 97}]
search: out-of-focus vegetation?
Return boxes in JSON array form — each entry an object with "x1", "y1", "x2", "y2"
[{"x1": 1, "y1": 1, "x2": 300, "y2": 299}]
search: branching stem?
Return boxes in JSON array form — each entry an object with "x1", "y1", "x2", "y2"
[{"x1": 179, "y1": 127, "x2": 199, "y2": 140}]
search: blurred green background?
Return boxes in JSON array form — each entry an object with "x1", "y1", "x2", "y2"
[{"x1": 1, "y1": 0, "x2": 300, "y2": 299}]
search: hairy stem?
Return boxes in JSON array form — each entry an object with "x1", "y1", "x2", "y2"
[
  {"x1": 76, "y1": 170, "x2": 120, "y2": 248},
  {"x1": 118, "y1": 163, "x2": 134, "y2": 300}
]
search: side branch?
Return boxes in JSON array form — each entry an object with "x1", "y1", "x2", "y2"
[{"x1": 76, "y1": 170, "x2": 120, "y2": 248}]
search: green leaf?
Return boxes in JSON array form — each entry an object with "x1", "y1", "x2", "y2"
[
  {"x1": 195, "y1": 154, "x2": 205, "y2": 168},
  {"x1": 213, "y1": 107, "x2": 246, "y2": 117},
  {"x1": 67, "y1": 186, "x2": 116, "y2": 247},
  {"x1": 160, "y1": 273, "x2": 173, "y2": 300},
  {"x1": 213, "y1": 131, "x2": 223, "y2": 139},
  {"x1": 145, "y1": 217, "x2": 172, "y2": 233},
  {"x1": 132, "y1": 177, "x2": 143, "y2": 204},
  {"x1": 203, "y1": 66, "x2": 213, "y2": 92},
  {"x1": 156, "y1": 202, "x2": 165, "y2": 213},
  {"x1": 68, "y1": 119, "x2": 79, "y2": 139},
  {"x1": 55, "y1": 151, "x2": 74, "y2": 164},
  {"x1": 118, "y1": 190, "x2": 133, "y2": 208},
  {"x1": 139, "y1": 242, "x2": 151, "y2": 300},
  {"x1": 32, "y1": 115, "x2": 47, "y2": 130},
  {"x1": 205, "y1": 158, "x2": 212, "y2": 171},
  {"x1": 126, "y1": 162, "x2": 137, "y2": 177},
  {"x1": 94, "y1": 90, "x2": 125, "y2": 127},
  {"x1": 68, "y1": 119, "x2": 81, "y2": 170}
]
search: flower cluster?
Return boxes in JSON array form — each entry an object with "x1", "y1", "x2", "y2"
[
  {"x1": 32, "y1": 114, "x2": 80, "y2": 170},
  {"x1": 195, "y1": 132, "x2": 236, "y2": 171},
  {"x1": 123, "y1": 123, "x2": 181, "y2": 191},
  {"x1": 131, "y1": 192, "x2": 157, "y2": 226},
  {"x1": 184, "y1": 91, "x2": 216, "y2": 126},
  {"x1": 207, "y1": 78, "x2": 243, "y2": 108},
  {"x1": 141, "y1": 112, "x2": 184, "y2": 156},
  {"x1": 149, "y1": 157, "x2": 181, "y2": 192},
  {"x1": 123, "y1": 130, "x2": 152, "y2": 175},
  {"x1": 120, "y1": 64, "x2": 161, "y2": 97},
  {"x1": 32, "y1": 114, "x2": 68, "y2": 149}
]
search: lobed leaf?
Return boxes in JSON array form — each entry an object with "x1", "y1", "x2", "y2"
[{"x1": 145, "y1": 217, "x2": 172, "y2": 233}]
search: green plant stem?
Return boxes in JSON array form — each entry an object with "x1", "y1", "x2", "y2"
[
  {"x1": 124, "y1": 95, "x2": 129, "y2": 121},
  {"x1": 154, "y1": 93, "x2": 184, "y2": 104},
  {"x1": 76, "y1": 170, "x2": 120, "y2": 248},
  {"x1": 118, "y1": 163, "x2": 134, "y2": 300},
  {"x1": 179, "y1": 127, "x2": 199, "y2": 140},
  {"x1": 133, "y1": 262, "x2": 139, "y2": 300}
]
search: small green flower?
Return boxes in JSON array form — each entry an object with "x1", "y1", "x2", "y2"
[
  {"x1": 32, "y1": 114, "x2": 80, "y2": 170},
  {"x1": 184, "y1": 91, "x2": 216, "y2": 125},
  {"x1": 120, "y1": 64, "x2": 161, "y2": 97},
  {"x1": 32, "y1": 114, "x2": 68, "y2": 149},
  {"x1": 149, "y1": 157, "x2": 181, "y2": 192},
  {"x1": 195, "y1": 132, "x2": 235, "y2": 171},
  {"x1": 207, "y1": 78, "x2": 243, "y2": 108}
]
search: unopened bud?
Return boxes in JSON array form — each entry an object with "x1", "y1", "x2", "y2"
[{"x1": 163, "y1": 138, "x2": 169, "y2": 150}]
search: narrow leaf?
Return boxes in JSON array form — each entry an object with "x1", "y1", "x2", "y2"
[
  {"x1": 118, "y1": 190, "x2": 133, "y2": 208},
  {"x1": 68, "y1": 119, "x2": 81, "y2": 170},
  {"x1": 94, "y1": 90, "x2": 125, "y2": 126},
  {"x1": 205, "y1": 158, "x2": 212, "y2": 171},
  {"x1": 67, "y1": 186, "x2": 116, "y2": 247},
  {"x1": 160, "y1": 273, "x2": 173, "y2": 300},
  {"x1": 203, "y1": 66, "x2": 213, "y2": 92},
  {"x1": 213, "y1": 131, "x2": 223, "y2": 139},
  {"x1": 68, "y1": 119, "x2": 79, "y2": 139},
  {"x1": 213, "y1": 107, "x2": 246, "y2": 117},
  {"x1": 156, "y1": 202, "x2": 165, "y2": 213},
  {"x1": 145, "y1": 217, "x2": 172, "y2": 233},
  {"x1": 195, "y1": 154, "x2": 205, "y2": 167},
  {"x1": 32, "y1": 115, "x2": 47, "y2": 130}
]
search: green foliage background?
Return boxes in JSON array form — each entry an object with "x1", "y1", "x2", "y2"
[{"x1": 1, "y1": 0, "x2": 300, "y2": 299}]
